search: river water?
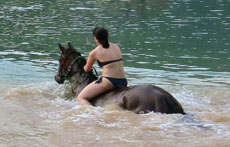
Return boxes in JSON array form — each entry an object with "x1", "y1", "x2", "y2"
[{"x1": 0, "y1": 0, "x2": 230, "y2": 146}]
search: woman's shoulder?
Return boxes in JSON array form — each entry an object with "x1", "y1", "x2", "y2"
[
  {"x1": 91, "y1": 45, "x2": 101, "y2": 52},
  {"x1": 109, "y1": 43, "x2": 121, "y2": 51},
  {"x1": 110, "y1": 42, "x2": 119, "y2": 47},
  {"x1": 90, "y1": 46, "x2": 102, "y2": 58},
  {"x1": 89, "y1": 47, "x2": 98, "y2": 56}
]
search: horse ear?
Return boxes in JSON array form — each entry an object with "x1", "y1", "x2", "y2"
[
  {"x1": 68, "y1": 42, "x2": 75, "y2": 50},
  {"x1": 58, "y1": 43, "x2": 66, "y2": 53}
]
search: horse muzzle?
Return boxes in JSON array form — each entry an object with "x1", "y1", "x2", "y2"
[{"x1": 55, "y1": 73, "x2": 65, "y2": 84}]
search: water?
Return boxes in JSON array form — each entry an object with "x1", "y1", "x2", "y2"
[{"x1": 0, "y1": 0, "x2": 230, "y2": 146}]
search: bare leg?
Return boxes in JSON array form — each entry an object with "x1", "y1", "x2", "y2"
[
  {"x1": 77, "y1": 97, "x2": 92, "y2": 105},
  {"x1": 77, "y1": 77, "x2": 114, "y2": 105}
]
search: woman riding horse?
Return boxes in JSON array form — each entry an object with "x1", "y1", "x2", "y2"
[
  {"x1": 55, "y1": 37, "x2": 185, "y2": 114},
  {"x1": 77, "y1": 27, "x2": 127, "y2": 105}
]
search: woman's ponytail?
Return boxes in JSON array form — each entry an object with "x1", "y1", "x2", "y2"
[{"x1": 100, "y1": 39, "x2": 109, "y2": 48}]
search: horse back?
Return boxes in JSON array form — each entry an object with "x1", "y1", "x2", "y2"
[
  {"x1": 123, "y1": 85, "x2": 185, "y2": 114},
  {"x1": 90, "y1": 84, "x2": 185, "y2": 114}
]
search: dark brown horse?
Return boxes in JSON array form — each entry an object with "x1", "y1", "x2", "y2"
[{"x1": 55, "y1": 43, "x2": 185, "y2": 114}]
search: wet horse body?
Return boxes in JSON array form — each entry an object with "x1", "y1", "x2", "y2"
[
  {"x1": 91, "y1": 85, "x2": 184, "y2": 114},
  {"x1": 55, "y1": 43, "x2": 185, "y2": 114}
]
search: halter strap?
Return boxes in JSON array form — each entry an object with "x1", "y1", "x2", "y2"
[{"x1": 64, "y1": 56, "x2": 83, "y2": 77}]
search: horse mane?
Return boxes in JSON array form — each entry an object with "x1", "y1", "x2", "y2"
[{"x1": 67, "y1": 48, "x2": 97, "y2": 82}]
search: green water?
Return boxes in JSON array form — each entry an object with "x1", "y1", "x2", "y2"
[{"x1": 0, "y1": 0, "x2": 230, "y2": 85}]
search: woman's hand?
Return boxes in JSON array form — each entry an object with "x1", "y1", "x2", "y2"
[{"x1": 84, "y1": 65, "x2": 92, "y2": 72}]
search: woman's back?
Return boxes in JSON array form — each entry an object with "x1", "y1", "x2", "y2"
[{"x1": 95, "y1": 43, "x2": 126, "y2": 78}]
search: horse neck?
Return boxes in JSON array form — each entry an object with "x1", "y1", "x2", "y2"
[{"x1": 69, "y1": 69, "x2": 98, "y2": 95}]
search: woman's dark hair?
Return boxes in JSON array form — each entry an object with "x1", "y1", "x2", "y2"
[{"x1": 93, "y1": 27, "x2": 109, "y2": 48}]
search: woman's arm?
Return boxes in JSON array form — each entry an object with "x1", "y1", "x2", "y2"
[{"x1": 84, "y1": 50, "x2": 96, "y2": 72}]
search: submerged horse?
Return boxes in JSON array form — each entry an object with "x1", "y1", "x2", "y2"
[{"x1": 55, "y1": 43, "x2": 185, "y2": 114}]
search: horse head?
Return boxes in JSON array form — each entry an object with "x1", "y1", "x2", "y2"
[{"x1": 55, "y1": 43, "x2": 86, "y2": 84}]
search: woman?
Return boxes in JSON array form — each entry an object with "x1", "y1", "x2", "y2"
[{"x1": 77, "y1": 27, "x2": 127, "y2": 105}]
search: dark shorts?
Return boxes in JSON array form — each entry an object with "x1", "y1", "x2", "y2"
[{"x1": 95, "y1": 76, "x2": 127, "y2": 88}]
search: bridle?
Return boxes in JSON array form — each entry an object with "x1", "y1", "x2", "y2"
[
  {"x1": 59, "y1": 55, "x2": 98, "y2": 82},
  {"x1": 59, "y1": 55, "x2": 84, "y2": 79}
]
